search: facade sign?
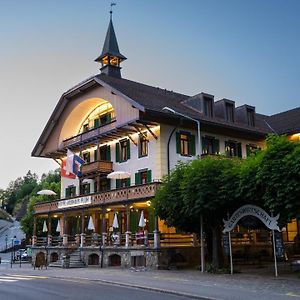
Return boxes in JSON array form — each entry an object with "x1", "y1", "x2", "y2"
[
  {"x1": 223, "y1": 204, "x2": 280, "y2": 233},
  {"x1": 57, "y1": 196, "x2": 92, "y2": 209}
]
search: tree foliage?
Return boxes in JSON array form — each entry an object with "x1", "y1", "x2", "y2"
[{"x1": 154, "y1": 134, "x2": 300, "y2": 269}]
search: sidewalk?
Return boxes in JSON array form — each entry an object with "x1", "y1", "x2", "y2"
[{"x1": 0, "y1": 260, "x2": 299, "y2": 300}]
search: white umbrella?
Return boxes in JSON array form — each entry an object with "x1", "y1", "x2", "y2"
[
  {"x1": 112, "y1": 213, "x2": 119, "y2": 229},
  {"x1": 88, "y1": 216, "x2": 95, "y2": 231},
  {"x1": 138, "y1": 210, "x2": 146, "y2": 228},
  {"x1": 107, "y1": 171, "x2": 131, "y2": 180},
  {"x1": 82, "y1": 179, "x2": 94, "y2": 184},
  {"x1": 42, "y1": 220, "x2": 48, "y2": 232},
  {"x1": 56, "y1": 220, "x2": 61, "y2": 232},
  {"x1": 37, "y1": 189, "x2": 57, "y2": 196}
]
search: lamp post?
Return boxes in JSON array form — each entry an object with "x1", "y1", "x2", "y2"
[{"x1": 162, "y1": 106, "x2": 205, "y2": 273}]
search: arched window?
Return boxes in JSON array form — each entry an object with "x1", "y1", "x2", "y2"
[{"x1": 79, "y1": 103, "x2": 115, "y2": 134}]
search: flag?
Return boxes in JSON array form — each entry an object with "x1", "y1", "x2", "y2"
[
  {"x1": 73, "y1": 153, "x2": 85, "y2": 177},
  {"x1": 61, "y1": 159, "x2": 76, "y2": 179},
  {"x1": 61, "y1": 150, "x2": 85, "y2": 178}
]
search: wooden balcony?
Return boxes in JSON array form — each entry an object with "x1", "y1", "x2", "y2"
[
  {"x1": 61, "y1": 120, "x2": 116, "y2": 149},
  {"x1": 34, "y1": 181, "x2": 161, "y2": 214},
  {"x1": 81, "y1": 160, "x2": 113, "y2": 175}
]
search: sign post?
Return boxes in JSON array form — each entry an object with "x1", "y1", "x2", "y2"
[{"x1": 223, "y1": 205, "x2": 280, "y2": 277}]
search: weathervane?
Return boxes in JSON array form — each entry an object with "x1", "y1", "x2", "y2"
[{"x1": 110, "y1": 2, "x2": 116, "y2": 19}]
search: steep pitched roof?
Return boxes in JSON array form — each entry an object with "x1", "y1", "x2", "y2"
[
  {"x1": 268, "y1": 107, "x2": 300, "y2": 135},
  {"x1": 95, "y1": 19, "x2": 126, "y2": 62},
  {"x1": 96, "y1": 74, "x2": 271, "y2": 135}
]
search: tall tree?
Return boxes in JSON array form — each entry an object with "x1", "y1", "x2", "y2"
[{"x1": 154, "y1": 156, "x2": 241, "y2": 269}]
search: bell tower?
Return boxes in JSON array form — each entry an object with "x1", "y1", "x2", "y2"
[{"x1": 95, "y1": 6, "x2": 126, "y2": 78}]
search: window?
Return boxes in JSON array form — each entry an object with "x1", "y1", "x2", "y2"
[
  {"x1": 94, "y1": 149, "x2": 98, "y2": 162},
  {"x1": 135, "y1": 170, "x2": 152, "y2": 185},
  {"x1": 225, "y1": 141, "x2": 242, "y2": 157},
  {"x1": 176, "y1": 132, "x2": 196, "y2": 156},
  {"x1": 83, "y1": 124, "x2": 89, "y2": 132},
  {"x1": 99, "y1": 178, "x2": 111, "y2": 192},
  {"x1": 246, "y1": 144, "x2": 258, "y2": 156},
  {"x1": 225, "y1": 103, "x2": 234, "y2": 122},
  {"x1": 100, "y1": 145, "x2": 111, "y2": 161},
  {"x1": 203, "y1": 97, "x2": 213, "y2": 117},
  {"x1": 65, "y1": 186, "x2": 76, "y2": 198},
  {"x1": 116, "y1": 178, "x2": 131, "y2": 188},
  {"x1": 94, "y1": 118, "x2": 100, "y2": 128},
  {"x1": 116, "y1": 139, "x2": 130, "y2": 162},
  {"x1": 247, "y1": 108, "x2": 255, "y2": 127},
  {"x1": 202, "y1": 136, "x2": 220, "y2": 155},
  {"x1": 82, "y1": 183, "x2": 90, "y2": 195},
  {"x1": 100, "y1": 112, "x2": 112, "y2": 125},
  {"x1": 138, "y1": 134, "x2": 148, "y2": 157},
  {"x1": 82, "y1": 152, "x2": 90, "y2": 163}
]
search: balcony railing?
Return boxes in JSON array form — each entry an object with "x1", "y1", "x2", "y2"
[
  {"x1": 34, "y1": 181, "x2": 161, "y2": 214},
  {"x1": 81, "y1": 160, "x2": 113, "y2": 175},
  {"x1": 60, "y1": 120, "x2": 116, "y2": 149}
]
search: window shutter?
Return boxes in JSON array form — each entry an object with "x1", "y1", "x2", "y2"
[
  {"x1": 135, "y1": 172, "x2": 141, "y2": 185},
  {"x1": 107, "y1": 145, "x2": 111, "y2": 161},
  {"x1": 126, "y1": 178, "x2": 131, "y2": 187},
  {"x1": 126, "y1": 139, "x2": 130, "y2": 160},
  {"x1": 107, "y1": 179, "x2": 111, "y2": 191},
  {"x1": 107, "y1": 113, "x2": 112, "y2": 122},
  {"x1": 116, "y1": 179, "x2": 121, "y2": 189},
  {"x1": 147, "y1": 170, "x2": 152, "y2": 183},
  {"x1": 94, "y1": 118, "x2": 100, "y2": 128},
  {"x1": 176, "y1": 132, "x2": 181, "y2": 154},
  {"x1": 189, "y1": 134, "x2": 196, "y2": 156},
  {"x1": 116, "y1": 143, "x2": 120, "y2": 162},
  {"x1": 237, "y1": 143, "x2": 242, "y2": 158},
  {"x1": 65, "y1": 188, "x2": 69, "y2": 198},
  {"x1": 213, "y1": 139, "x2": 220, "y2": 154},
  {"x1": 94, "y1": 149, "x2": 98, "y2": 161}
]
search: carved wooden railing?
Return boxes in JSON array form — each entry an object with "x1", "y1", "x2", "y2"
[
  {"x1": 34, "y1": 182, "x2": 161, "y2": 214},
  {"x1": 60, "y1": 119, "x2": 116, "y2": 149}
]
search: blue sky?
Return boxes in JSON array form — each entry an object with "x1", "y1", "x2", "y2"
[{"x1": 0, "y1": 0, "x2": 299, "y2": 189}]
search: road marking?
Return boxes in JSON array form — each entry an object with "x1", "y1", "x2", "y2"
[
  {"x1": 0, "y1": 279, "x2": 17, "y2": 282},
  {"x1": 9, "y1": 274, "x2": 48, "y2": 279},
  {"x1": 0, "y1": 276, "x2": 31, "y2": 280},
  {"x1": 287, "y1": 292, "x2": 300, "y2": 298}
]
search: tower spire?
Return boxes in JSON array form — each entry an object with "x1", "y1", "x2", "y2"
[{"x1": 95, "y1": 3, "x2": 126, "y2": 78}]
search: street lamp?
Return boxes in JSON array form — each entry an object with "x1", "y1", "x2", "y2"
[{"x1": 162, "y1": 106, "x2": 205, "y2": 273}]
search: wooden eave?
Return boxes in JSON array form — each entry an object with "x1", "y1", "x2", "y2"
[{"x1": 142, "y1": 110, "x2": 268, "y2": 141}]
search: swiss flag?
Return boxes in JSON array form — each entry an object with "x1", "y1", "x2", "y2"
[{"x1": 61, "y1": 159, "x2": 76, "y2": 179}]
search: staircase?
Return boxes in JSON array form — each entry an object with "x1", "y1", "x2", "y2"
[{"x1": 49, "y1": 249, "x2": 86, "y2": 268}]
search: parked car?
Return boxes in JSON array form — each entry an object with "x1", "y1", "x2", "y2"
[{"x1": 16, "y1": 249, "x2": 28, "y2": 261}]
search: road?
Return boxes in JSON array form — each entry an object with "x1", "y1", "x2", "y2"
[{"x1": 0, "y1": 273, "x2": 199, "y2": 300}]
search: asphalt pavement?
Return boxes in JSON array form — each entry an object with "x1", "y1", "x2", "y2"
[{"x1": 0, "y1": 253, "x2": 299, "y2": 300}]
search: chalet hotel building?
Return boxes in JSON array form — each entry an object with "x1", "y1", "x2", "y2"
[{"x1": 31, "y1": 12, "x2": 300, "y2": 269}]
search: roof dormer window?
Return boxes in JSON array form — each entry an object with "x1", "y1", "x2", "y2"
[
  {"x1": 203, "y1": 97, "x2": 213, "y2": 117},
  {"x1": 225, "y1": 103, "x2": 234, "y2": 122},
  {"x1": 247, "y1": 108, "x2": 255, "y2": 127}
]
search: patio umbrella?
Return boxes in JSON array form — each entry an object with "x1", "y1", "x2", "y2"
[
  {"x1": 42, "y1": 220, "x2": 48, "y2": 232},
  {"x1": 138, "y1": 210, "x2": 146, "y2": 228},
  {"x1": 88, "y1": 216, "x2": 95, "y2": 231},
  {"x1": 56, "y1": 220, "x2": 61, "y2": 233},
  {"x1": 112, "y1": 213, "x2": 119, "y2": 229},
  {"x1": 107, "y1": 171, "x2": 131, "y2": 180},
  {"x1": 37, "y1": 189, "x2": 57, "y2": 196}
]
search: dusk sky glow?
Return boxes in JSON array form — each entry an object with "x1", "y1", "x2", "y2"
[{"x1": 0, "y1": 0, "x2": 299, "y2": 189}]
